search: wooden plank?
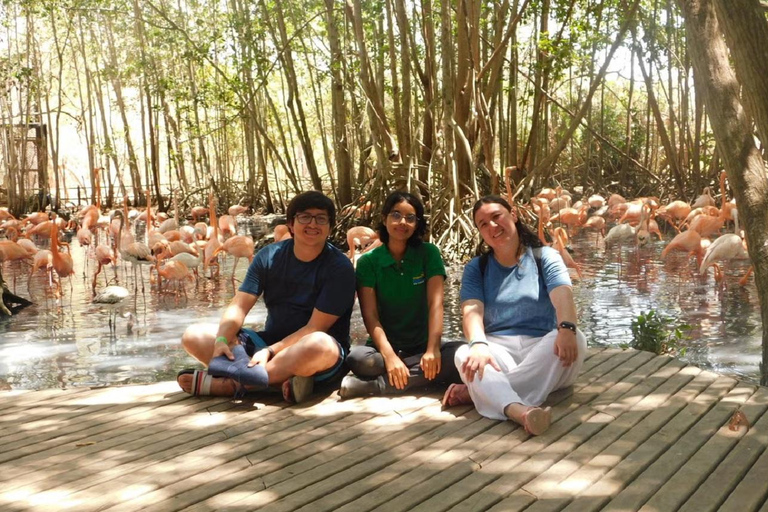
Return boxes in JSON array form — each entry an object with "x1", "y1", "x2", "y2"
[
  {"x1": 406, "y1": 350, "x2": 659, "y2": 512},
  {"x1": 442, "y1": 352, "x2": 676, "y2": 512},
  {"x1": 0, "y1": 396, "x2": 284, "y2": 494},
  {"x1": 719, "y1": 413, "x2": 768, "y2": 511},
  {"x1": 26, "y1": 393, "x2": 387, "y2": 512},
  {"x1": 0, "y1": 385, "x2": 199, "y2": 455},
  {"x1": 0, "y1": 387, "x2": 92, "y2": 416},
  {"x1": 142, "y1": 398, "x2": 464, "y2": 512},
  {"x1": 283, "y1": 411, "x2": 498, "y2": 512},
  {"x1": 218, "y1": 405, "x2": 483, "y2": 512},
  {"x1": 517, "y1": 360, "x2": 694, "y2": 507},
  {"x1": 679, "y1": 387, "x2": 768, "y2": 512},
  {"x1": 378, "y1": 352, "x2": 642, "y2": 512},
  {"x1": 558, "y1": 373, "x2": 738, "y2": 512},
  {"x1": 602, "y1": 381, "x2": 757, "y2": 512},
  {"x1": 643, "y1": 383, "x2": 765, "y2": 510}
]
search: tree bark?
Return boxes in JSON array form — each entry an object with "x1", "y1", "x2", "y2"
[
  {"x1": 712, "y1": 0, "x2": 768, "y2": 147},
  {"x1": 325, "y1": 0, "x2": 353, "y2": 206},
  {"x1": 679, "y1": 0, "x2": 768, "y2": 384}
]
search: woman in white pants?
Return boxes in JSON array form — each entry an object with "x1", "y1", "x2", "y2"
[{"x1": 443, "y1": 195, "x2": 587, "y2": 435}]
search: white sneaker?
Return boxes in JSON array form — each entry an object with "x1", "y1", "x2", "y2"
[{"x1": 339, "y1": 375, "x2": 385, "y2": 399}]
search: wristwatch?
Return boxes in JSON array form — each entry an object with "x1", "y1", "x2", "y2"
[{"x1": 558, "y1": 321, "x2": 577, "y2": 334}]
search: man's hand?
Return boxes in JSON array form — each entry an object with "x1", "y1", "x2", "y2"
[
  {"x1": 420, "y1": 347, "x2": 441, "y2": 380},
  {"x1": 212, "y1": 341, "x2": 234, "y2": 360},
  {"x1": 248, "y1": 348, "x2": 271, "y2": 367}
]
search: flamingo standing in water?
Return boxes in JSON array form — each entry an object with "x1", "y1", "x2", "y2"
[
  {"x1": 218, "y1": 214, "x2": 237, "y2": 238},
  {"x1": 93, "y1": 285, "x2": 132, "y2": 335},
  {"x1": 699, "y1": 209, "x2": 750, "y2": 284},
  {"x1": 346, "y1": 226, "x2": 379, "y2": 263},
  {"x1": 213, "y1": 235, "x2": 254, "y2": 278},
  {"x1": 157, "y1": 260, "x2": 192, "y2": 296},
  {"x1": 552, "y1": 227, "x2": 582, "y2": 279},
  {"x1": 582, "y1": 215, "x2": 606, "y2": 246},
  {"x1": 50, "y1": 222, "x2": 74, "y2": 296},
  {"x1": 203, "y1": 193, "x2": 222, "y2": 277},
  {"x1": 116, "y1": 211, "x2": 154, "y2": 293},
  {"x1": 273, "y1": 224, "x2": 292, "y2": 242},
  {"x1": 0, "y1": 240, "x2": 33, "y2": 292},
  {"x1": 228, "y1": 204, "x2": 248, "y2": 218},
  {"x1": 691, "y1": 186, "x2": 716, "y2": 209},
  {"x1": 661, "y1": 228, "x2": 707, "y2": 268},
  {"x1": 656, "y1": 200, "x2": 692, "y2": 232}
]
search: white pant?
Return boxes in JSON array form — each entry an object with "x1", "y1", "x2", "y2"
[{"x1": 454, "y1": 329, "x2": 587, "y2": 420}]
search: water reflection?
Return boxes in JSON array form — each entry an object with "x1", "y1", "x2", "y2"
[{"x1": 0, "y1": 227, "x2": 761, "y2": 390}]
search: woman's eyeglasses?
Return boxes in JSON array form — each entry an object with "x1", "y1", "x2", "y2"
[
  {"x1": 388, "y1": 211, "x2": 418, "y2": 224},
  {"x1": 295, "y1": 213, "x2": 330, "y2": 225}
]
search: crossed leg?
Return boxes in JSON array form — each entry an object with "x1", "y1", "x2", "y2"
[{"x1": 178, "y1": 323, "x2": 340, "y2": 396}]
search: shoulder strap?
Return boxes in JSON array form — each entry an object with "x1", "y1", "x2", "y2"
[
  {"x1": 479, "y1": 252, "x2": 490, "y2": 277},
  {"x1": 532, "y1": 246, "x2": 544, "y2": 277},
  {"x1": 479, "y1": 247, "x2": 544, "y2": 277}
]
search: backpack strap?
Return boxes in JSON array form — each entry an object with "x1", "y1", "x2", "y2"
[{"x1": 479, "y1": 247, "x2": 544, "y2": 278}]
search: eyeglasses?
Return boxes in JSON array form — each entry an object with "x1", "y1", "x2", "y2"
[
  {"x1": 388, "y1": 211, "x2": 419, "y2": 224},
  {"x1": 295, "y1": 213, "x2": 330, "y2": 225}
]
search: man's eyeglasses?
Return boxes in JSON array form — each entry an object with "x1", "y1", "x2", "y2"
[
  {"x1": 388, "y1": 211, "x2": 418, "y2": 224},
  {"x1": 295, "y1": 213, "x2": 330, "y2": 225}
]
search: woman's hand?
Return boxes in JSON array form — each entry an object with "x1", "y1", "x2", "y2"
[
  {"x1": 554, "y1": 331, "x2": 578, "y2": 366},
  {"x1": 461, "y1": 343, "x2": 500, "y2": 382},
  {"x1": 420, "y1": 347, "x2": 441, "y2": 380},
  {"x1": 384, "y1": 354, "x2": 410, "y2": 390}
]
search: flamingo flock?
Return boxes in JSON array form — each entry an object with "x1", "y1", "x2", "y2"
[
  {"x1": 522, "y1": 171, "x2": 751, "y2": 287},
  {"x1": 1, "y1": 174, "x2": 755, "y2": 310},
  {"x1": 0, "y1": 190, "x2": 270, "y2": 304}
]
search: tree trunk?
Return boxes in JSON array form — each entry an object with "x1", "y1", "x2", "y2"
[
  {"x1": 679, "y1": 0, "x2": 768, "y2": 384},
  {"x1": 268, "y1": 0, "x2": 323, "y2": 191},
  {"x1": 530, "y1": 0, "x2": 640, "y2": 178},
  {"x1": 346, "y1": 0, "x2": 399, "y2": 164},
  {"x1": 105, "y1": 16, "x2": 142, "y2": 204},
  {"x1": 633, "y1": 37, "x2": 686, "y2": 197},
  {"x1": 324, "y1": 0, "x2": 353, "y2": 206},
  {"x1": 712, "y1": 0, "x2": 768, "y2": 147}
]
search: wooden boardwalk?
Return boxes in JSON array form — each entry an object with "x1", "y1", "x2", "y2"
[{"x1": 2, "y1": 347, "x2": 768, "y2": 512}]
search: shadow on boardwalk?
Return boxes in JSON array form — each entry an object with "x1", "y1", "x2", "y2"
[{"x1": 1, "y1": 348, "x2": 767, "y2": 512}]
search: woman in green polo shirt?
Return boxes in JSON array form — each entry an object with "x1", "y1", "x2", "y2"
[{"x1": 341, "y1": 191, "x2": 463, "y2": 398}]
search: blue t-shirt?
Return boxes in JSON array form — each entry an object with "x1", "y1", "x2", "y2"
[
  {"x1": 239, "y1": 239, "x2": 356, "y2": 348},
  {"x1": 460, "y1": 246, "x2": 571, "y2": 337}
]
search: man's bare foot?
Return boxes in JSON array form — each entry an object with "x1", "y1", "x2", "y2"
[{"x1": 177, "y1": 371, "x2": 238, "y2": 396}]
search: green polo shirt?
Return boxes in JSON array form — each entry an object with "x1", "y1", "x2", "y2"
[{"x1": 355, "y1": 242, "x2": 446, "y2": 352}]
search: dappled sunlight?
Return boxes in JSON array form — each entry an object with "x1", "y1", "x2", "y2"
[{"x1": 189, "y1": 411, "x2": 233, "y2": 428}]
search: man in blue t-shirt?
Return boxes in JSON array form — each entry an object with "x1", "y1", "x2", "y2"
[{"x1": 177, "y1": 191, "x2": 356, "y2": 403}]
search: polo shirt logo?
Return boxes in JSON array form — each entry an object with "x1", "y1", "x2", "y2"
[{"x1": 413, "y1": 272, "x2": 425, "y2": 285}]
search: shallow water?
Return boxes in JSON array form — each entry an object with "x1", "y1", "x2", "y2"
[{"x1": 0, "y1": 226, "x2": 760, "y2": 390}]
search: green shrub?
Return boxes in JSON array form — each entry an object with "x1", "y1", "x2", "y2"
[{"x1": 629, "y1": 309, "x2": 690, "y2": 356}]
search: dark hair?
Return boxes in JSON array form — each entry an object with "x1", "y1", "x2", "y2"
[
  {"x1": 377, "y1": 191, "x2": 427, "y2": 247},
  {"x1": 471, "y1": 195, "x2": 542, "y2": 253},
  {"x1": 287, "y1": 191, "x2": 335, "y2": 226}
]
